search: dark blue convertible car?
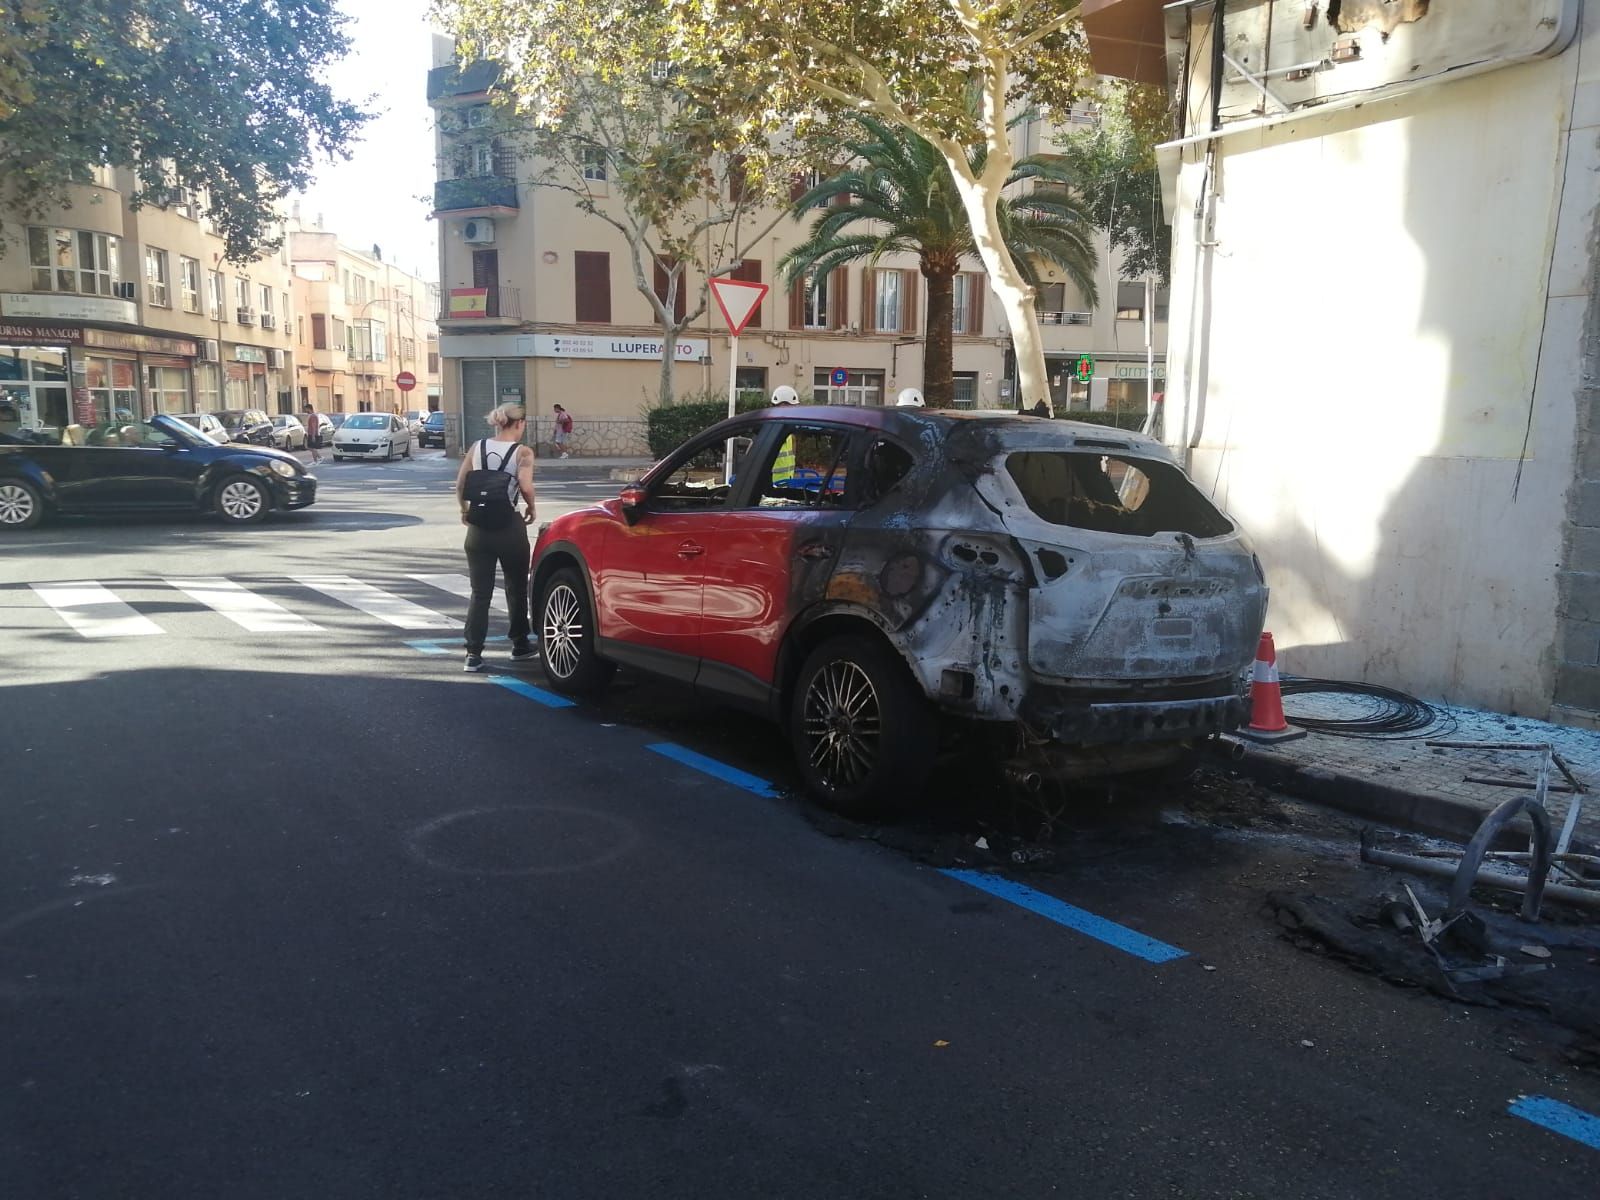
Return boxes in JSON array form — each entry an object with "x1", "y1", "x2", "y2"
[{"x1": 0, "y1": 413, "x2": 316, "y2": 530}]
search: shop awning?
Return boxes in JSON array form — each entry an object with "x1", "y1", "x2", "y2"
[{"x1": 1081, "y1": 0, "x2": 1170, "y2": 87}]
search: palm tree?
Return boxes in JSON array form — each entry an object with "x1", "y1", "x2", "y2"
[{"x1": 781, "y1": 116, "x2": 1098, "y2": 409}]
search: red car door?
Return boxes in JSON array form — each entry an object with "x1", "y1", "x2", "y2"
[
  {"x1": 594, "y1": 422, "x2": 765, "y2": 682},
  {"x1": 698, "y1": 423, "x2": 858, "y2": 693}
]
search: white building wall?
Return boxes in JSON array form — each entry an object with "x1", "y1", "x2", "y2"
[{"x1": 1162, "y1": 0, "x2": 1599, "y2": 716}]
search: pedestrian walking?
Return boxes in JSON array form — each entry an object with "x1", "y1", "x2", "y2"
[
  {"x1": 455, "y1": 402, "x2": 538, "y2": 673},
  {"x1": 302, "y1": 404, "x2": 321, "y2": 464},
  {"x1": 552, "y1": 403, "x2": 574, "y2": 459}
]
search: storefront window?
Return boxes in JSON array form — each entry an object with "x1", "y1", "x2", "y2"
[
  {"x1": 27, "y1": 227, "x2": 120, "y2": 296},
  {"x1": 147, "y1": 365, "x2": 190, "y2": 414},
  {"x1": 0, "y1": 345, "x2": 71, "y2": 434},
  {"x1": 194, "y1": 364, "x2": 221, "y2": 410},
  {"x1": 83, "y1": 355, "x2": 141, "y2": 422}
]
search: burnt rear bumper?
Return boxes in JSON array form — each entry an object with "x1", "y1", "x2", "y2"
[{"x1": 1027, "y1": 688, "x2": 1247, "y2": 745}]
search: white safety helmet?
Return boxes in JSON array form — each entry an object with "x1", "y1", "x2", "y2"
[
  {"x1": 770, "y1": 385, "x2": 800, "y2": 406},
  {"x1": 895, "y1": 387, "x2": 925, "y2": 408}
]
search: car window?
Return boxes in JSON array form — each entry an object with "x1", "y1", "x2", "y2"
[
  {"x1": 649, "y1": 421, "x2": 762, "y2": 513},
  {"x1": 1005, "y1": 452, "x2": 1234, "y2": 539},
  {"x1": 862, "y1": 437, "x2": 914, "y2": 504},
  {"x1": 751, "y1": 425, "x2": 853, "y2": 510}
]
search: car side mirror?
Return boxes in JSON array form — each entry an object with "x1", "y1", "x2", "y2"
[{"x1": 619, "y1": 485, "x2": 647, "y2": 525}]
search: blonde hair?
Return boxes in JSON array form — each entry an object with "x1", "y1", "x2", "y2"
[{"x1": 486, "y1": 402, "x2": 526, "y2": 432}]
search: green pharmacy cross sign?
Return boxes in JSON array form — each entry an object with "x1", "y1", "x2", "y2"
[{"x1": 1072, "y1": 354, "x2": 1096, "y2": 383}]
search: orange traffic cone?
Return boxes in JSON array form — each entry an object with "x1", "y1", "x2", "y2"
[{"x1": 1238, "y1": 632, "x2": 1305, "y2": 743}]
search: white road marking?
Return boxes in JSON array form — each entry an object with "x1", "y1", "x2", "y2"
[
  {"x1": 165, "y1": 577, "x2": 325, "y2": 633},
  {"x1": 409, "y1": 572, "x2": 506, "y2": 614},
  {"x1": 290, "y1": 575, "x2": 454, "y2": 629},
  {"x1": 31, "y1": 583, "x2": 163, "y2": 638}
]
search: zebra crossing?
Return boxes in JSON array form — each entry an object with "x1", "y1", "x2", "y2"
[{"x1": 23, "y1": 573, "x2": 495, "y2": 639}]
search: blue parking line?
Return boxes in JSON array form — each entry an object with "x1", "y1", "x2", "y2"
[
  {"x1": 491, "y1": 676, "x2": 577, "y2": 709},
  {"x1": 941, "y1": 869, "x2": 1188, "y2": 964},
  {"x1": 647, "y1": 743, "x2": 780, "y2": 799},
  {"x1": 404, "y1": 639, "x2": 451, "y2": 655},
  {"x1": 1510, "y1": 1096, "x2": 1600, "y2": 1151}
]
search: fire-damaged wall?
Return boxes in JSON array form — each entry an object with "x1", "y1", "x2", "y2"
[
  {"x1": 1156, "y1": 0, "x2": 1598, "y2": 721},
  {"x1": 1328, "y1": 0, "x2": 1431, "y2": 35},
  {"x1": 1554, "y1": 169, "x2": 1600, "y2": 729}
]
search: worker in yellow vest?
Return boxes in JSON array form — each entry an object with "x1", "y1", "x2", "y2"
[{"x1": 770, "y1": 385, "x2": 799, "y2": 485}]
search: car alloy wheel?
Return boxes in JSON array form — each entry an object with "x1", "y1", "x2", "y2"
[
  {"x1": 0, "y1": 480, "x2": 41, "y2": 529},
  {"x1": 801, "y1": 659, "x2": 881, "y2": 790},
  {"x1": 542, "y1": 582, "x2": 585, "y2": 680},
  {"x1": 537, "y1": 567, "x2": 615, "y2": 696},
  {"x1": 216, "y1": 476, "x2": 268, "y2": 523},
  {"x1": 789, "y1": 635, "x2": 932, "y2": 817}
]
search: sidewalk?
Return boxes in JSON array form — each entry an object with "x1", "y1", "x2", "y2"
[
  {"x1": 1227, "y1": 692, "x2": 1600, "y2": 851},
  {"x1": 531, "y1": 455, "x2": 653, "y2": 479}
]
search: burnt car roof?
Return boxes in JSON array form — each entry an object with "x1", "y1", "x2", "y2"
[{"x1": 710, "y1": 405, "x2": 1174, "y2": 464}]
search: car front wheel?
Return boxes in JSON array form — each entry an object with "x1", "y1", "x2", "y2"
[
  {"x1": 0, "y1": 478, "x2": 44, "y2": 530},
  {"x1": 214, "y1": 475, "x2": 270, "y2": 524},
  {"x1": 539, "y1": 567, "x2": 615, "y2": 697},
  {"x1": 790, "y1": 635, "x2": 933, "y2": 817}
]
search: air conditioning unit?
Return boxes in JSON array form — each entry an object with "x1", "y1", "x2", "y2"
[
  {"x1": 462, "y1": 218, "x2": 496, "y2": 245},
  {"x1": 438, "y1": 109, "x2": 461, "y2": 133},
  {"x1": 112, "y1": 281, "x2": 136, "y2": 300},
  {"x1": 236, "y1": 307, "x2": 256, "y2": 325},
  {"x1": 201, "y1": 339, "x2": 220, "y2": 362},
  {"x1": 467, "y1": 105, "x2": 491, "y2": 128},
  {"x1": 267, "y1": 349, "x2": 284, "y2": 369},
  {"x1": 259, "y1": 312, "x2": 277, "y2": 330}
]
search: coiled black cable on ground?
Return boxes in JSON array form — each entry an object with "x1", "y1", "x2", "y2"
[{"x1": 1277, "y1": 676, "x2": 1458, "y2": 740}]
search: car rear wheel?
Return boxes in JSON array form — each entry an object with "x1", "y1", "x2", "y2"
[
  {"x1": 0, "y1": 479, "x2": 44, "y2": 530},
  {"x1": 790, "y1": 635, "x2": 933, "y2": 817},
  {"x1": 539, "y1": 568, "x2": 615, "y2": 697},
  {"x1": 214, "y1": 475, "x2": 270, "y2": 524}
]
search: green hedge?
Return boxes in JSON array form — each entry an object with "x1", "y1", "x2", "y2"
[{"x1": 645, "y1": 393, "x2": 770, "y2": 458}]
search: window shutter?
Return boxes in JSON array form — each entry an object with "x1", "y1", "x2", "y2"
[
  {"x1": 789, "y1": 277, "x2": 804, "y2": 329},
  {"x1": 902, "y1": 269, "x2": 918, "y2": 334},
  {"x1": 311, "y1": 313, "x2": 327, "y2": 350},
  {"x1": 729, "y1": 154, "x2": 748, "y2": 204},
  {"x1": 574, "y1": 251, "x2": 611, "y2": 323},
  {"x1": 732, "y1": 259, "x2": 762, "y2": 328},
  {"x1": 789, "y1": 174, "x2": 807, "y2": 203},
  {"x1": 968, "y1": 275, "x2": 984, "y2": 334},
  {"x1": 832, "y1": 269, "x2": 849, "y2": 331},
  {"x1": 860, "y1": 270, "x2": 876, "y2": 334}
]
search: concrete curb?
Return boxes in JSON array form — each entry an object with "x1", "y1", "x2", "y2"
[{"x1": 1221, "y1": 739, "x2": 1587, "y2": 848}]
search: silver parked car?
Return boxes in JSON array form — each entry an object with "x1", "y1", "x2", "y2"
[{"x1": 271, "y1": 414, "x2": 308, "y2": 451}]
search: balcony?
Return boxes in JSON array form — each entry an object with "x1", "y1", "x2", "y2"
[
  {"x1": 433, "y1": 176, "x2": 519, "y2": 215},
  {"x1": 439, "y1": 286, "x2": 522, "y2": 327},
  {"x1": 427, "y1": 60, "x2": 501, "y2": 103},
  {"x1": 1039, "y1": 310, "x2": 1093, "y2": 326}
]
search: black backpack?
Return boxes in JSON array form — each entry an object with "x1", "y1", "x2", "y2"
[{"x1": 462, "y1": 440, "x2": 517, "y2": 530}]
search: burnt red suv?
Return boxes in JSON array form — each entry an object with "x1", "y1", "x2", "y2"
[{"x1": 531, "y1": 406, "x2": 1267, "y2": 814}]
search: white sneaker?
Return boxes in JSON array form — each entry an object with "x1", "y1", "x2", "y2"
[{"x1": 559, "y1": 452, "x2": 570, "y2": 459}]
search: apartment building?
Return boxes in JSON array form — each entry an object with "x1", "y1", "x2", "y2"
[
  {"x1": 288, "y1": 222, "x2": 441, "y2": 416},
  {"x1": 425, "y1": 40, "x2": 1168, "y2": 454},
  {"x1": 1082, "y1": 0, "x2": 1598, "y2": 723},
  {"x1": 0, "y1": 167, "x2": 296, "y2": 438}
]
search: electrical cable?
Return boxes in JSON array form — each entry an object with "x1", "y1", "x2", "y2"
[{"x1": 1278, "y1": 675, "x2": 1457, "y2": 740}]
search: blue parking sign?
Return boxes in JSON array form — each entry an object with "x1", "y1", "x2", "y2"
[{"x1": 830, "y1": 367, "x2": 848, "y2": 386}]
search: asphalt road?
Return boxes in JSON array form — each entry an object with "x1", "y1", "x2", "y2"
[{"x1": 1, "y1": 452, "x2": 1597, "y2": 1198}]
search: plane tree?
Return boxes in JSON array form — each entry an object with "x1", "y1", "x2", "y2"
[{"x1": 0, "y1": 0, "x2": 366, "y2": 261}]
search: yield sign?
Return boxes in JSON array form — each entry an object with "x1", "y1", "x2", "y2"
[{"x1": 708, "y1": 277, "x2": 768, "y2": 335}]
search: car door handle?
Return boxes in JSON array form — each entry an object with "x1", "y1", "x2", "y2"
[
  {"x1": 796, "y1": 542, "x2": 834, "y2": 561},
  {"x1": 677, "y1": 540, "x2": 704, "y2": 559}
]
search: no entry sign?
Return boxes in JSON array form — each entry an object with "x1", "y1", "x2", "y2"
[{"x1": 395, "y1": 370, "x2": 417, "y2": 392}]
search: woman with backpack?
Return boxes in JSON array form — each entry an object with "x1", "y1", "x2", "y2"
[{"x1": 454, "y1": 402, "x2": 538, "y2": 672}]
